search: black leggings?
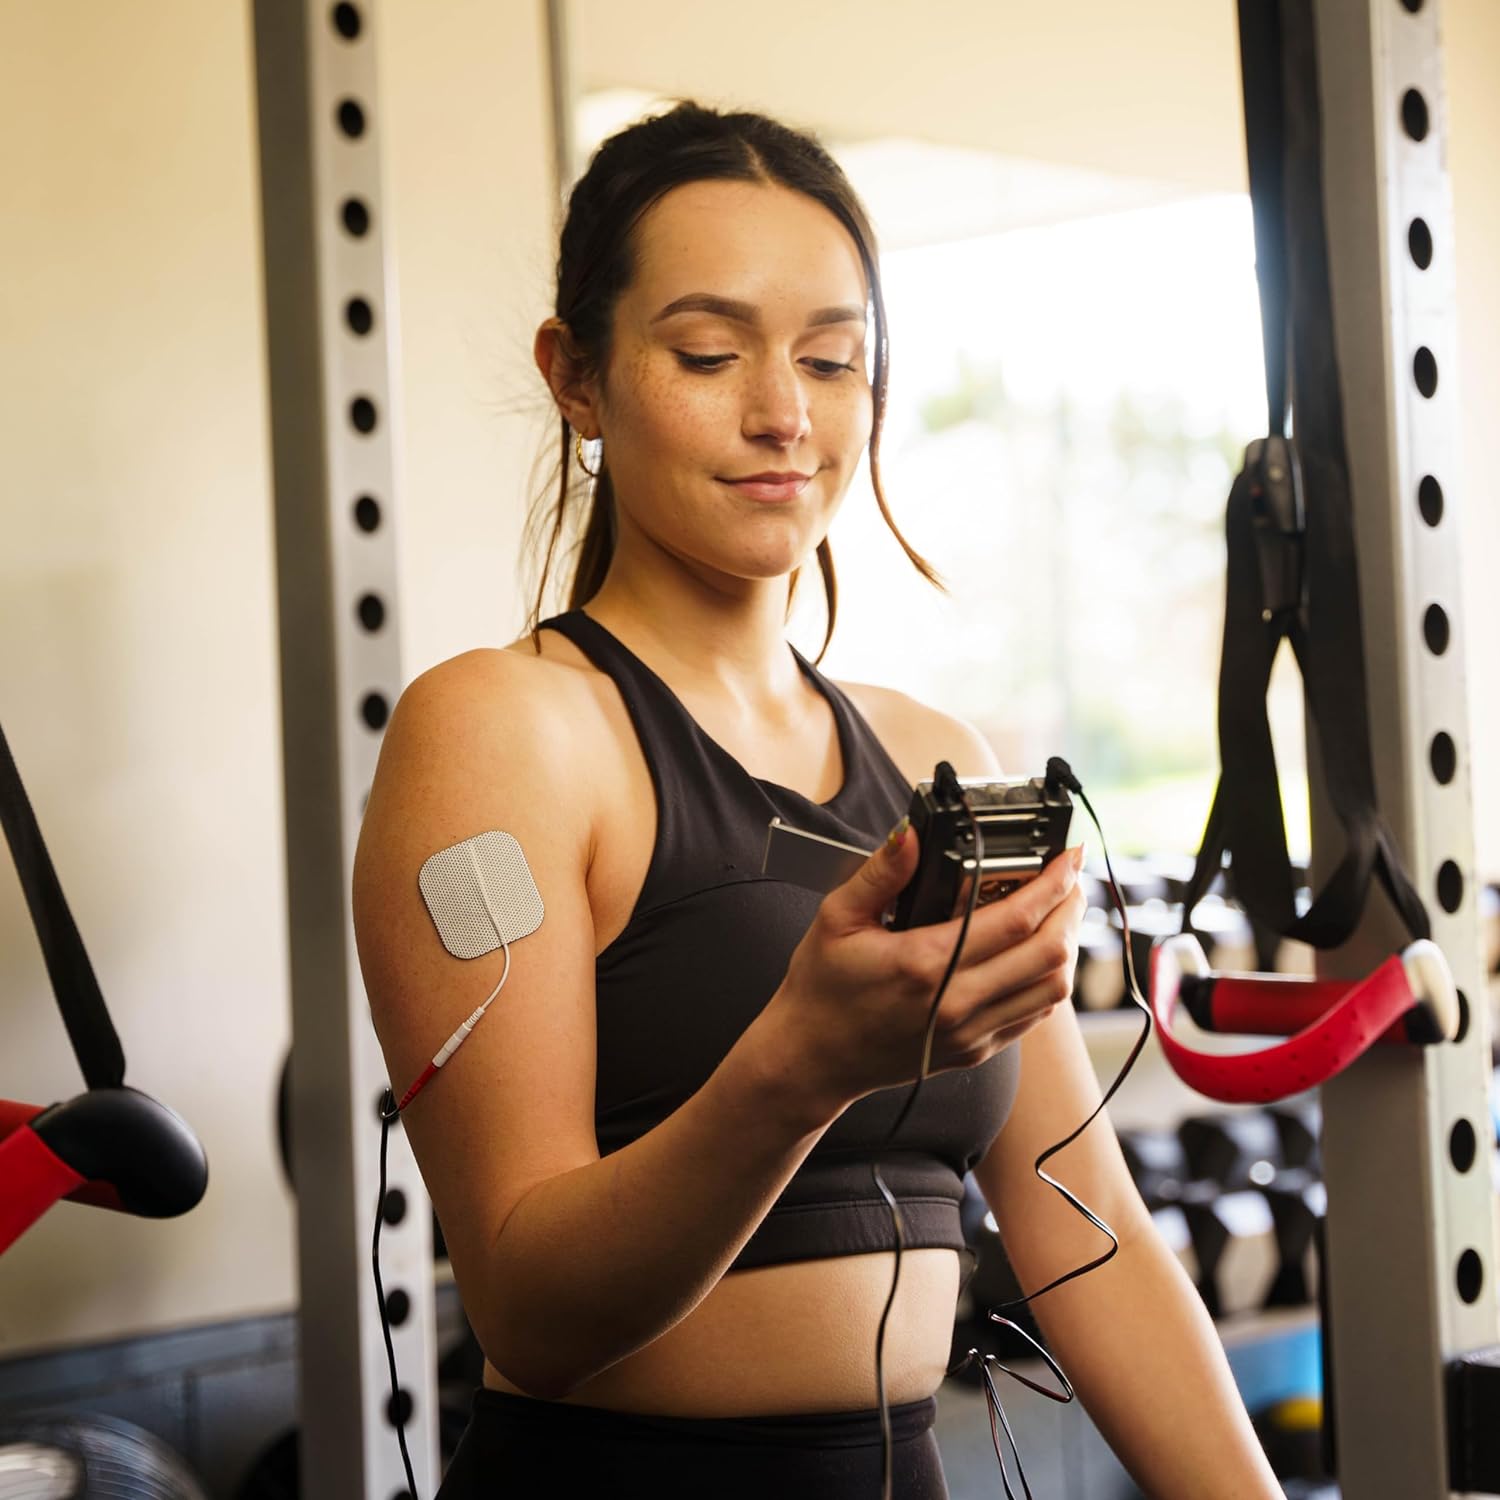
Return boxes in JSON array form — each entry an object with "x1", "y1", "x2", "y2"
[{"x1": 436, "y1": 1387, "x2": 948, "y2": 1500}]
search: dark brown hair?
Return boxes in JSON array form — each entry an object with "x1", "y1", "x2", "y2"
[{"x1": 527, "y1": 101, "x2": 941, "y2": 660}]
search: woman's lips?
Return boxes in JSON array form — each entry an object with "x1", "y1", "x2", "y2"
[{"x1": 721, "y1": 473, "x2": 812, "y2": 503}]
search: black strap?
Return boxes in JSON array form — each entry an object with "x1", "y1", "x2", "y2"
[
  {"x1": 1183, "y1": 0, "x2": 1430, "y2": 950},
  {"x1": 1239, "y1": 0, "x2": 1290, "y2": 437},
  {"x1": 0, "y1": 721, "x2": 126, "y2": 1089}
]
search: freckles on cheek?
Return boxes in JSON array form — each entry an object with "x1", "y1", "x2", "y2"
[{"x1": 619, "y1": 355, "x2": 726, "y2": 459}]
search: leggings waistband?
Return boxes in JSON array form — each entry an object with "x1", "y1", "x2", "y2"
[{"x1": 471, "y1": 1387, "x2": 938, "y2": 1450}]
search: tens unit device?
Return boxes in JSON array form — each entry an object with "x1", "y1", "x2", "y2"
[
  {"x1": 891, "y1": 769, "x2": 1074, "y2": 929},
  {"x1": 761, "y1": 769, "x2": 1074, "y2": 922}
]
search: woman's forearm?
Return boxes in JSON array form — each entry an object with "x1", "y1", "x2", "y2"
[
  {"x1": 1023, "y1": 1216, "x2": 1284, "y2": 1499},
  {"x1": 475, "y1": 1002, "x2": 842, "y2": 1399}
]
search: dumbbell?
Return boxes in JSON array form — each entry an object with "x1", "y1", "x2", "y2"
[
  {"x1": 1178, "y1": 1110, "x2": 1285, "y2": 1191},
  {"x1": 1176, "y1": 1111, "x2": 1284, "y2": 1318},
  {"x1": 1259, "y1": 1168, "x2": 1326, "y2": 1309},
  {"x1": 1176, "y1": 1112, "x2": 1324, "y2": 1314},
  {"x1": 1177, "y1": 1180, "x2": 1279, "y2": 1318},
  {"x1": 1268, "y1": 1098, "x2": 1322, "y2": 1176},
  {"x1": 1116, "y1": 1127, "x2": 1191, "y2": 1210}
]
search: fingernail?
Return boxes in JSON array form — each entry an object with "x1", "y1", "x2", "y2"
[
  {"x1": 885, "y1": 815, "x2": 910, "y2": 852},
  {"x1": 1071, "y1": 845, "x2": 1086, "y2": 871}
]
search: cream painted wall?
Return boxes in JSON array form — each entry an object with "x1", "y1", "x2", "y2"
[
  {"x1": 1445, "y1": 0, "x2": 1500, "y2": 883},
  {"x1": 0, "y1": 1, "x2": 555, "y2": 1355},
  {"x1": 381, "y1": 1, "x2": 558, "y2": 672},
  {"x1": 0, "y1": 2, "x2": 290, "y2": 1355},
  {"x1": 572, "y1": 0, "x2": 1248, "y2": 195}
]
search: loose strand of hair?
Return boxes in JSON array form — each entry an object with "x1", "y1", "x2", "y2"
[
  {"x1": 867, "y1": 265, "x2": 946, "y2": 595},
  {"x1": 569, "y1": 469, "x2": 615, "y2": 609},
  {"x1": 527, "y1": 420, "x2": 577, "y2": 651},
  {"x1": 813, "y1": 539, "x2": 838, "y2": 664}
]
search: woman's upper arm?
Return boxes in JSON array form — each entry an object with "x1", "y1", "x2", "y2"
[{"x1": 351, "y1": 650, "x2": 602, "y2": 1304}]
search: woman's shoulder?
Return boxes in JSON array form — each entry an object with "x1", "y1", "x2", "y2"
[
  {"x1": 834, "y1": 678, "x2": 1003, "y2": 782},
  {"x1": 401, "y1": 632, "x2": 602, "y2": 723},
  {"x1": 380, "y1": 637, "x2": 611, "y2": 789},
  {"x1": 357, "y1": 639, "x2": 614, "y2": 905}
]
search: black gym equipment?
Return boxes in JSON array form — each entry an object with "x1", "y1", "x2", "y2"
[
  {"x1": 1, "y1": 722, "x2": 211, "y2": 1493},
  {"x1": 0, "y1": 720, "x2": 209, "y2": 1251}
]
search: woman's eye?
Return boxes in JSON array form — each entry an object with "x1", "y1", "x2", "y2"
[
  {"x1": 803, "y1": 358, "x2": 856, "y2": 378},
  {"x1": 674, "y1": 352, "x2": 736, "y2": 371}
]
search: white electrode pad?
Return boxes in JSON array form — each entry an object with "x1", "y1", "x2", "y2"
[{"x1": 418, "y1": 830, "x2": 545, "y2": 959}]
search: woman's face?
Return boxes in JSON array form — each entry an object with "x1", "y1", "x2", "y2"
[{"x1": 591, "y1": 178, "x2": 874, "y2": 588}]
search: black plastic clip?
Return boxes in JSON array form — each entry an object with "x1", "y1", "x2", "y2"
[{"x1": 1244, "y1": 435, "x2": 1306, "y2": 626}]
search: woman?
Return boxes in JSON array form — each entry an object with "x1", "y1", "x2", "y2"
[{"x1": 352, "y1": 103, "x2": 1282, "y2": 1499}]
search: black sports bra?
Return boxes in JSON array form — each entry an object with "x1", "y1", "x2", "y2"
[{"x1": 540, "y1": 610, "x2": 1019, "y2": 1269}]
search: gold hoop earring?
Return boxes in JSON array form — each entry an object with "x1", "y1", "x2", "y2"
[{"x1": 574, "y1": 432, "x2": 600, "y2": 479}]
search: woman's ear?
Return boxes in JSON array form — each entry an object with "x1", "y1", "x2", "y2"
[{"x1": 534, "y1": 318, "x2": 602, "y2": 439}]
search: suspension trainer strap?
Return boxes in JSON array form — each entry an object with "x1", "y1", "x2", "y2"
[
  {"x1": 1184, "y1": 0, "x2": 1430, "y2": 951},
  {"x1": 0, "y1": 721, "x2": 126, "y2": 1089}
]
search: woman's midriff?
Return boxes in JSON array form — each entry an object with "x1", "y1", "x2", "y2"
[{"x1": 482, "y1": 1245, "x2": 961, "y2": 1417}]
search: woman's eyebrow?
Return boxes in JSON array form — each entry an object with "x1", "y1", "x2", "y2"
[{"x1": 650, "y1": 293, "x2": 866, "y2": 328}]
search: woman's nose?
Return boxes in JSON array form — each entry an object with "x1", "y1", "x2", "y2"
[{"x1": 742, "y1": 359, "x2": 811, "y2": 446}]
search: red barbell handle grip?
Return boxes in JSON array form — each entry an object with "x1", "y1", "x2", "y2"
[
  {"x1": 0, "y1": 1123, "x2": 86, "y2": 1256},
  {"x1": 1191, "y1": 974, "x2": 1411, "y2": 1046}
]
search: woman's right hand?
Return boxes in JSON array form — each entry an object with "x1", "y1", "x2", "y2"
[{"x1": 767, "y1": 823, "x2": 1088, "y2": 1111}]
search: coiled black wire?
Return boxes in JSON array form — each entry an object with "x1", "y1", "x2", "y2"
[
  {"x1": 375, "y1": 1090, "x2": 421, "y2": 1500},
  {"x1": 874, "y1": 757, "x2": 1153, "y2": 1500}
]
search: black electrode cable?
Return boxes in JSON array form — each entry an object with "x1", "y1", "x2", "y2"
[
  {"x1": 870, "y1": 765, "x2": 988, "y2": 1500},
  {"x1": 375, "y1": 1090, "x2": 421, "y2": 1500},
  {"x1": 947, "y1": 756, "x2": 1156, "y2": 1499}
]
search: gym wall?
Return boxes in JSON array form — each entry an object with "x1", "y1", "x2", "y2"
[
  {"x1": 0, "y1": 0, "x2": 555, "y2": 1355},
  {"x1": 1, "y1": 0, "x2": 1496, "y2": 1370},
  {"x1": 1445, "y1": 0, "x2": 1500, "y2": 878}
]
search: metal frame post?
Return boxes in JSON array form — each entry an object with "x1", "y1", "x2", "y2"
[
  {"x1": 1311, "y1": 2, "x2": 1498, "y2": 1495},
  {"x1": 544, "y1": 0, "x2": 579, "y2": 200},
  {"x1": 251, "y1": 2, "x2": 438, "y2": 1495}
]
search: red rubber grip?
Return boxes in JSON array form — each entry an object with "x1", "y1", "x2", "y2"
[
  {"x1": 1199, "y1": 974, "x2": 1410, "y2": 1046},
  {"x1": 0, "y1": 1123, "x2": 87, "y2": 1255},
  {"x1": 1150, "y1": 944, "x2": 1416, "y2": 1104},
  {"x1": 0, "y1": 1098, "x2": 43, "y2": 1142},
  {"x1": 0, "y1": 1099, "x2": 127, "y2": 1215}
]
